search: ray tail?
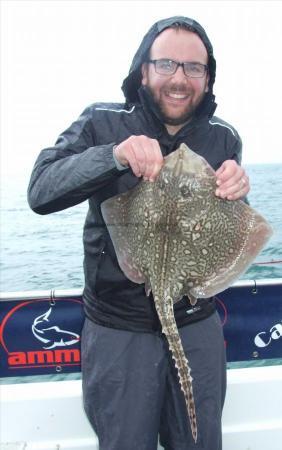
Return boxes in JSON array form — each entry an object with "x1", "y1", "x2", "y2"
[{"x1": 154, "y1": 293, "x2": 197, "y2": 442}]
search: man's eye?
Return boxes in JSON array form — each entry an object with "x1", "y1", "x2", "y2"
[
  {"x1": 159, "y1": 60, "x2": 173, "y2": 70},
  {"x1": 189, "y1": 64, "x2": 202, "y2": 74}
]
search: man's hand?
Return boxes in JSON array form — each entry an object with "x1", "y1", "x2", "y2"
[
  {"x1": 114, "y1": 135, "x2": 164, "y2": 182},
  {"x1": 215, "y1": 160, "x2": 250, "y2": 200}
]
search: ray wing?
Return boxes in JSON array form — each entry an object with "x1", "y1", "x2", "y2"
[
  {"x1": 101, "y1": 182, "x2": 158, "y2": 285},
  {"x1": 164, "y1": 192, "x2": 273, "y2": 303},
  {"x1": 189, "y1": 201, "x2": 273, "y2": 298}
]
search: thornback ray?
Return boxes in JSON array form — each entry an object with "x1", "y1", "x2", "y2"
[{"x1": 101, "y1": 143, "x2": 273, "y2": 442}]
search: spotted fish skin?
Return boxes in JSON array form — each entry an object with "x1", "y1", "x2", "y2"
[
  {"x1": 152, "y1": 289, "x2": 197, "y2": 442},
  {"x1": 101, "y1": 143, "x2": 272, "y2": 442}
]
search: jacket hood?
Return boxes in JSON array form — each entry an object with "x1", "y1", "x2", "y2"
[{"x1": 121, "y1": 16, "x2": 216, "y2": 117}]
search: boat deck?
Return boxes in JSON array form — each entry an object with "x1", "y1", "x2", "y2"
[{"x1": 1, "y1": 365, "x2": 282, "y2": 450}]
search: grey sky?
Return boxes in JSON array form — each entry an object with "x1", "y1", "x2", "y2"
[{"x1": 1, "y1": 0, "x2": 282, "y2": 181}]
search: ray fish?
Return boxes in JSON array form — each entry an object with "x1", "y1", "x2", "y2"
[{"x1": 101, "y1": 143, "x2": 273, "y2": 442}]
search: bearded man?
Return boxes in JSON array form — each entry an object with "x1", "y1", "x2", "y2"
[{"x1": 28, "y1": 16, "x2": 250, "y2": 450}]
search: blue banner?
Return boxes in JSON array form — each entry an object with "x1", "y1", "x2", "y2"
[
  {"x1": 216, "y1": 283, "x2": 282, "y2": 362},
  {"x1": 0, "y1": 282, "x2": 281, "y2": 377},
  {"x1": 0, "y1": 297, "x2": 84, "y2": 377}
]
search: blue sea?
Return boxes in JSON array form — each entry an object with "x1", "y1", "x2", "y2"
[{"x1": 1, "y1": 164, "x2": 282, "y2": 293}]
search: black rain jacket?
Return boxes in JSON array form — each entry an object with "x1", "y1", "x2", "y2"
[{"x1": 28, "y1": 17, "x2": 242, "y2": 333}]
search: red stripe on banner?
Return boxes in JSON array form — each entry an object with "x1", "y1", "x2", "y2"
[{"x1": 9, "y1": 363, "x2": 81, "y2": 369}]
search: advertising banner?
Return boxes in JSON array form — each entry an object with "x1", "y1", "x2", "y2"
[
  {"x1": 216, "y1": 283, "x2": 282, "y2": 362},
  {"x1": 0, "y1": 282, "x2": 281, "y2": 377},
  {"x1": 0, "y1": 297, "x2": 84, "y2": 377}
]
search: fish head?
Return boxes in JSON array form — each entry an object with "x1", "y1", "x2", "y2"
[
  {"x1": 164, "y1": 143, "x2": 212, "y2": 178},
  {"x1": 155, "y1": 143, "x2": 216, "y2": 213}
]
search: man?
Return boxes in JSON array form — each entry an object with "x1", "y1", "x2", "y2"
[{"x1": 28, "y1": 16, "x2": 250, "y2": 450}]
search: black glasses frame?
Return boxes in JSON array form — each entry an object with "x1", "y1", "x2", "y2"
[{"x1": 147, "y1": 59, "x2": 208, "y2": 78}]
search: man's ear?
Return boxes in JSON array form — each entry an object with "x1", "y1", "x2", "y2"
[{"x1": 141, "y1": 63, "x2": 148, "y2": 85}]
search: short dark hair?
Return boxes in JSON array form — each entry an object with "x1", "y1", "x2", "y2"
[
  {"x1": 170, "y1": 22, "x2": 197, "y2": 32},
  {"x1": 147, "y1": 22, "x2": 208, "y2": 61}
]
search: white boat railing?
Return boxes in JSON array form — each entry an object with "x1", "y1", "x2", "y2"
[{"x1": 1, "y1": 277, "x2": 281, "y2": 301}]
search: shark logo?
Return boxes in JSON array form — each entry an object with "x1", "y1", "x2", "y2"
[{"x1": 32, "y1": 307, "x2": 80, "y2": 349}]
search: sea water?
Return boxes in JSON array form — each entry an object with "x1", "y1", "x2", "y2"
[
  {"x1": 1, "y1": 164, "x2": 282, "y2": 382},
  {"x1": 1, "y1": 164, "x2": 282, "y2": 292}
]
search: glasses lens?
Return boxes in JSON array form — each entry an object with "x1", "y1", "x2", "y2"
[
  {"x1": 155, "y1": 59, "x2": 176, "y2": 75},
  {"x1": 184, "y1": 62, "x2": 206, "y2": 78}
]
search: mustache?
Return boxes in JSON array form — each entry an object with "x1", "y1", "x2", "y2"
[{"x1": 164, "y1": 84, "x2": 191, "y2": 95}]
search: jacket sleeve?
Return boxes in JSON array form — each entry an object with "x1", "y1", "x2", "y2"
[
  {"x1": 229, "y1": 132, "x2": 242, "y2": 165},
  {"x1": 27, "y1": 105, "x2": 124, "y2": 215}
]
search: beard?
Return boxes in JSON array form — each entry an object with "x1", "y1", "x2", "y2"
[
  {"x1": 146, "y1": 84, "x2": 207, "y2": 126},
  {"x1": 159, "y1": 104, "x2": 196, "y2": 126}
]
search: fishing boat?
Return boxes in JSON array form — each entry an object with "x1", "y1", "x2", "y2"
[{"x1": 1, "y1": 278, "x2": 282, "y2": 450}]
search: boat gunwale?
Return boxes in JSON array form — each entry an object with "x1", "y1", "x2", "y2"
[{"x1": 0, "y1": 278, "x2": 281, "y2": 301}]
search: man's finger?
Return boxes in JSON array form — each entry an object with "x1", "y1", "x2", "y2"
[
  {"x1": 216, "y1": 160, "x2": 241, "y2": 185},
  {"x1": 131, "y1": 139, "x2": 147, "y2": 177},
  {"x1": 216, "y1": 175, "x2": 250, "y2": 199},
  {"x1": 147, "y1": 140, "x2": 163, "y2": 181}
]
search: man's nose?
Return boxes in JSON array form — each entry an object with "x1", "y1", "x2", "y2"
[{"x1": 171, "y1": 65, "x2": 188, "y2": 82}]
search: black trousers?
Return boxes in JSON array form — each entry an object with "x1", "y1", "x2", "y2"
[{"x1": 81, "y1": 312, "x2": 226, "y2": 450}]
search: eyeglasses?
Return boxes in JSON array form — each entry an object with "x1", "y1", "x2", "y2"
[{"x1": 147, "y1": 59, "x2": 208, "y2": 78}]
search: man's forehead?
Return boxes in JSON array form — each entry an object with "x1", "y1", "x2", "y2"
[{"x1": 150, "y1": 28, "x2": 208, "y2": 61}]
